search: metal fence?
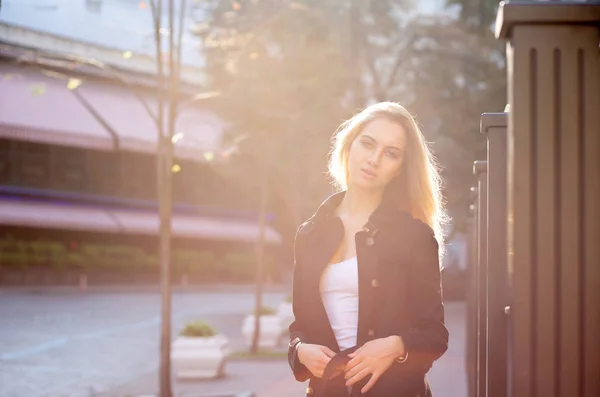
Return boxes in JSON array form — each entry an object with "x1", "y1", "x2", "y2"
[{"x1": 466, "y1": 2, "x2": 600, "y2": 396}]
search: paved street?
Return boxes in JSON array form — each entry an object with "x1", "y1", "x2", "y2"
[{"x1": 0, "y1": 287, "x2": 466, "y2": 397}]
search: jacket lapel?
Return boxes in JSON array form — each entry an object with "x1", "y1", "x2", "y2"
[
  {"x1": 302, "y1": 189, "x2": 403, "y2": 349},
  {"x1": 302, "y1": 217, "x2": 344, "y2": 352},
  {"x1": 355, "y1": 228, "x2": 382, "y2": 345}
]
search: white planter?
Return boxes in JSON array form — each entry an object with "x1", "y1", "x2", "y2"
[
  {"x1": 277, "y1": 301, "x2": 294, "y2": 330},
  {"x1": 213, "y1": 333, "x2": 232, "y2": 358},
  {"x1": 242, "y1": 314, "x2": 284, "y2": 349},
  {"x1": 171, "y1": 334, "x2": 228, "y2": 379}
]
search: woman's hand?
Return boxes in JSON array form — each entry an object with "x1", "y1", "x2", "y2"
[
  {"x1": 344, "y1": 336, "x2": 406, "y2": 393},
  {"x1": 297, "y1": 343, "x2": 336, "y2": 378}
]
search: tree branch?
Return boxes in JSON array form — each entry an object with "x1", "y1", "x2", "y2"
[
  {"x1": 383, "y1": 34, "x2": 419, "y2": 90},
  {"x1": 150, "y1": 0, "x2": 165, "y2": 140},
  {"x1": 36, "y1": 68, "x2": 122, "y2": 149},
  {"x1": 150, "y1": 0, "x2": 161, "y2": 29},
  {"x1": 356, "y1": 25, "x2": 385, "y2": 101},
  {"x1": 176, "y1": 0, "x2": 187, "y2": 80}
]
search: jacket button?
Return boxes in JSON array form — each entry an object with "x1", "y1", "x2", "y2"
[
  {"x1": 306, "y1": 386, "x2": 313, "y2": 395},
  {"x1": 371, "y1": 279, "x2": 379, "y2": 288},
  {"x1": 368, "y1": 329, "x2": 375, "y2": 337},
  {"x1": 366, "y1": 237, "x2": 375, "y2": 246}
]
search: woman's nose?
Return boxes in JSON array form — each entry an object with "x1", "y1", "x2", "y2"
[{"x1": 368, "y1": 152, "x2": 381, "y2": 167}]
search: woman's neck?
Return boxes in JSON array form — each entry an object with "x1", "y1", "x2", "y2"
[{"x1": 336, "y1": 186, "x2": 384, "y2": 222}]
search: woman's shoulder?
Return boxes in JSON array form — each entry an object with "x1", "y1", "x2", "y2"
[
  {"x1": 295, "y1": 216, "x2": 316, "y2": 238},
  {"x1": 391, "y1": 212, "x2": 436, "y2": 243}
]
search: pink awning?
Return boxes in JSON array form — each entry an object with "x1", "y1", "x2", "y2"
[
  {"x1": 0, "y1": 63, "x2": 114, "y2": 151},
  {"x1": 0, "y1": 198, "x2": 282, "y2": 244},
  {"x1": 0, "y1": 199, "x2": 119, "y2": 233},
  {"x1": 0, "y1": 62, "x2": 224, "y2": 161}
]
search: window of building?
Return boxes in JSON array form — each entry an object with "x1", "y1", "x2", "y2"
[
  {"x1": 13, "y1": 141, "x2": 50, "y2": 189},
  {"x1": 86, "y1": 149, "x2": 121, "y2": 197},
  {"x1": 120, "y1": 151, "x2": 156, "y2": 201},
  {"x1": 0, "y1": 139, "x2": 11, "y2": 185},
  {"x1": 51, "y1": 146, "x2": 87, "y2": 193}
]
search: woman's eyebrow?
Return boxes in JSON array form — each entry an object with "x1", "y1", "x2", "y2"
[
  {"x1": 362, "y1": 134, "x2": 403, "y2": 151},
  {"x1": 386, "y1": 146, "x2": 403, "y2": 152},
  {"x1": 361, "y1": 134, "x2": 377, "y2": 143}
]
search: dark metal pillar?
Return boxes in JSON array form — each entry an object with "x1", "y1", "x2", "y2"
[
  {"x1": 466, "y1": 185, "x2": 479, "y2": 397},
  {"x1": 474, "y1": 160, "x2": 488, "y2": 397},
  {"x1": 496, "y1": 2, "x2": 600, "y2": 396},
  {"x1": 481, "y1": 112, "x2": 509, "y2": 397}
]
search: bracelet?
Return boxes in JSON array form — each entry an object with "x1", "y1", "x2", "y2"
[{"x1": 396, "y1": 351, "x2": 408, "y2": 363}]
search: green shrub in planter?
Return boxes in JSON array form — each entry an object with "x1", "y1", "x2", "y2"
[
  {"x1": 253, "y1": 306, "x2": 276, "y2": 316},
  {"x1": 179, "y1": 321, "x2": 217, "y2": 338}
]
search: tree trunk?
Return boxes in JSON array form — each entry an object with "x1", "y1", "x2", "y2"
[
  {"x1": 158, "y1": 0, "x2": 176, "y2": 395},
  {"x1": 251, "y1": 149, "x2": 269, "y2": 354},
  {"x1": 158, "y1": 135, "x2": 173, "y2": 397}
]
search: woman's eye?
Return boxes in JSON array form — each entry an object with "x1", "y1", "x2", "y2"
[
  {"x1": 361, "y1": 140, "x2": 374, "y2": 148},
  {"x1": 385, "y1": 150, "x2": 400, "y2": 159}
]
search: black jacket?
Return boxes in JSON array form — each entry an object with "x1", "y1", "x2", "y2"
[{"x1": 288, "y1": 191, "x2": 449, "y2": 397}]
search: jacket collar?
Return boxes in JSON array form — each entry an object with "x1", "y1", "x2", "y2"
[{"x1": 313, "y1": 189, "x2": 402, "y2": 232}]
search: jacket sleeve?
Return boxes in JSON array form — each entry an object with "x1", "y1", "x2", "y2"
[
  {"x1": 400, "y1": 224, "x2": 449, "y2": 373},
  {"x1": 287, "y1": 226, "x2": 312, "y2": 382}
]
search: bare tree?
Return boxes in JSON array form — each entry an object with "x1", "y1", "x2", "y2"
[
  {"x1": 5, "y1": 0, "x2": 212, "y2": 393},
  {"x1": 149, "y1": 1, "x2": 189, "y2": 395}
]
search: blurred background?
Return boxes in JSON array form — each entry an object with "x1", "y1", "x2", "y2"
[{"x1": 0, "y1": 0, "x2": 506, "y2": 396}]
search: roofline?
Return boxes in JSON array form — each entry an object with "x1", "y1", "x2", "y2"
[
  {"x1": 0, "y1": 21, "x2": 206, "y2": 89},
  {"x1": 0, "y1": 41, "x2": 212, "y2": 98}
]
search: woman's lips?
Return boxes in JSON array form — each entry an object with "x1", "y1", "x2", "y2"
[{"x1": 361, "y1": 168, "x2": 377, "y2": 179}]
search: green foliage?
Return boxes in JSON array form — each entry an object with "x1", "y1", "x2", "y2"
[
  {"x1": 445, "y1": 0, "x2": 500, "y2": 31},
  {"x1": 193, "y1": 0, "x2": 507, "y2": 236},
  {"x1": 194, "y1": 0, "x2": 355, "y2": 228},
  {"x1": 173, "y1": 250, "x2": 216, "y2": 276},
  {"x1": 179, "y1": 320, "x2": 217, "y2": 337},
  {"x1": 220, "y1": 252, "x2": 254, "y2": 280},
  {"x1": 0, "y1": 235, "x2": 275, "y2": 282},
  {"x1": 401, "y1": 19, "x2": 506, "y2": 231}
]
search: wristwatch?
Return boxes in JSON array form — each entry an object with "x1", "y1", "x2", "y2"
[
  {"x1": 289, "y1": 337, "x2": 304, "y2": 365},
  {"x1": 289, "y1": 336, "x2": 303, "y2": 350}
]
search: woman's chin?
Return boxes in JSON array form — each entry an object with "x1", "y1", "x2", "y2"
[{"x1": 349, "y1": 178, "x2": 385, "y2": 192}]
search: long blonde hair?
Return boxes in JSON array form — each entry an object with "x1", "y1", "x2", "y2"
[{"x1": 328, "y1": 102, "x2": 448, "y2": 250}]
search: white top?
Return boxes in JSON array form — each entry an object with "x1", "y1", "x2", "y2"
[{"x1": 320, "y1": 256, "x2": 359, "y2": 351}]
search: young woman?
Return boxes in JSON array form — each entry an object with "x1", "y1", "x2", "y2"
[{"x1": 287, "y1": 102, "x2": 449, "y2": 397}]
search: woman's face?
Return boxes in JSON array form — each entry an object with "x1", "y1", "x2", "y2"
[{"x1": 346, "y1": 117, "x2": 407, "y2": 191}]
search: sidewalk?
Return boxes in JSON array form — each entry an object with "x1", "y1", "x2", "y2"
[
  {"x1": 0, "y1": 288, "x2": 465, "y2": 397},
  {"x1": 98, "y1": 357, "x2": 306, "y2": 397},
  {"x1": 99, "y1": 302, "x2": 467, "y2": 397}
]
